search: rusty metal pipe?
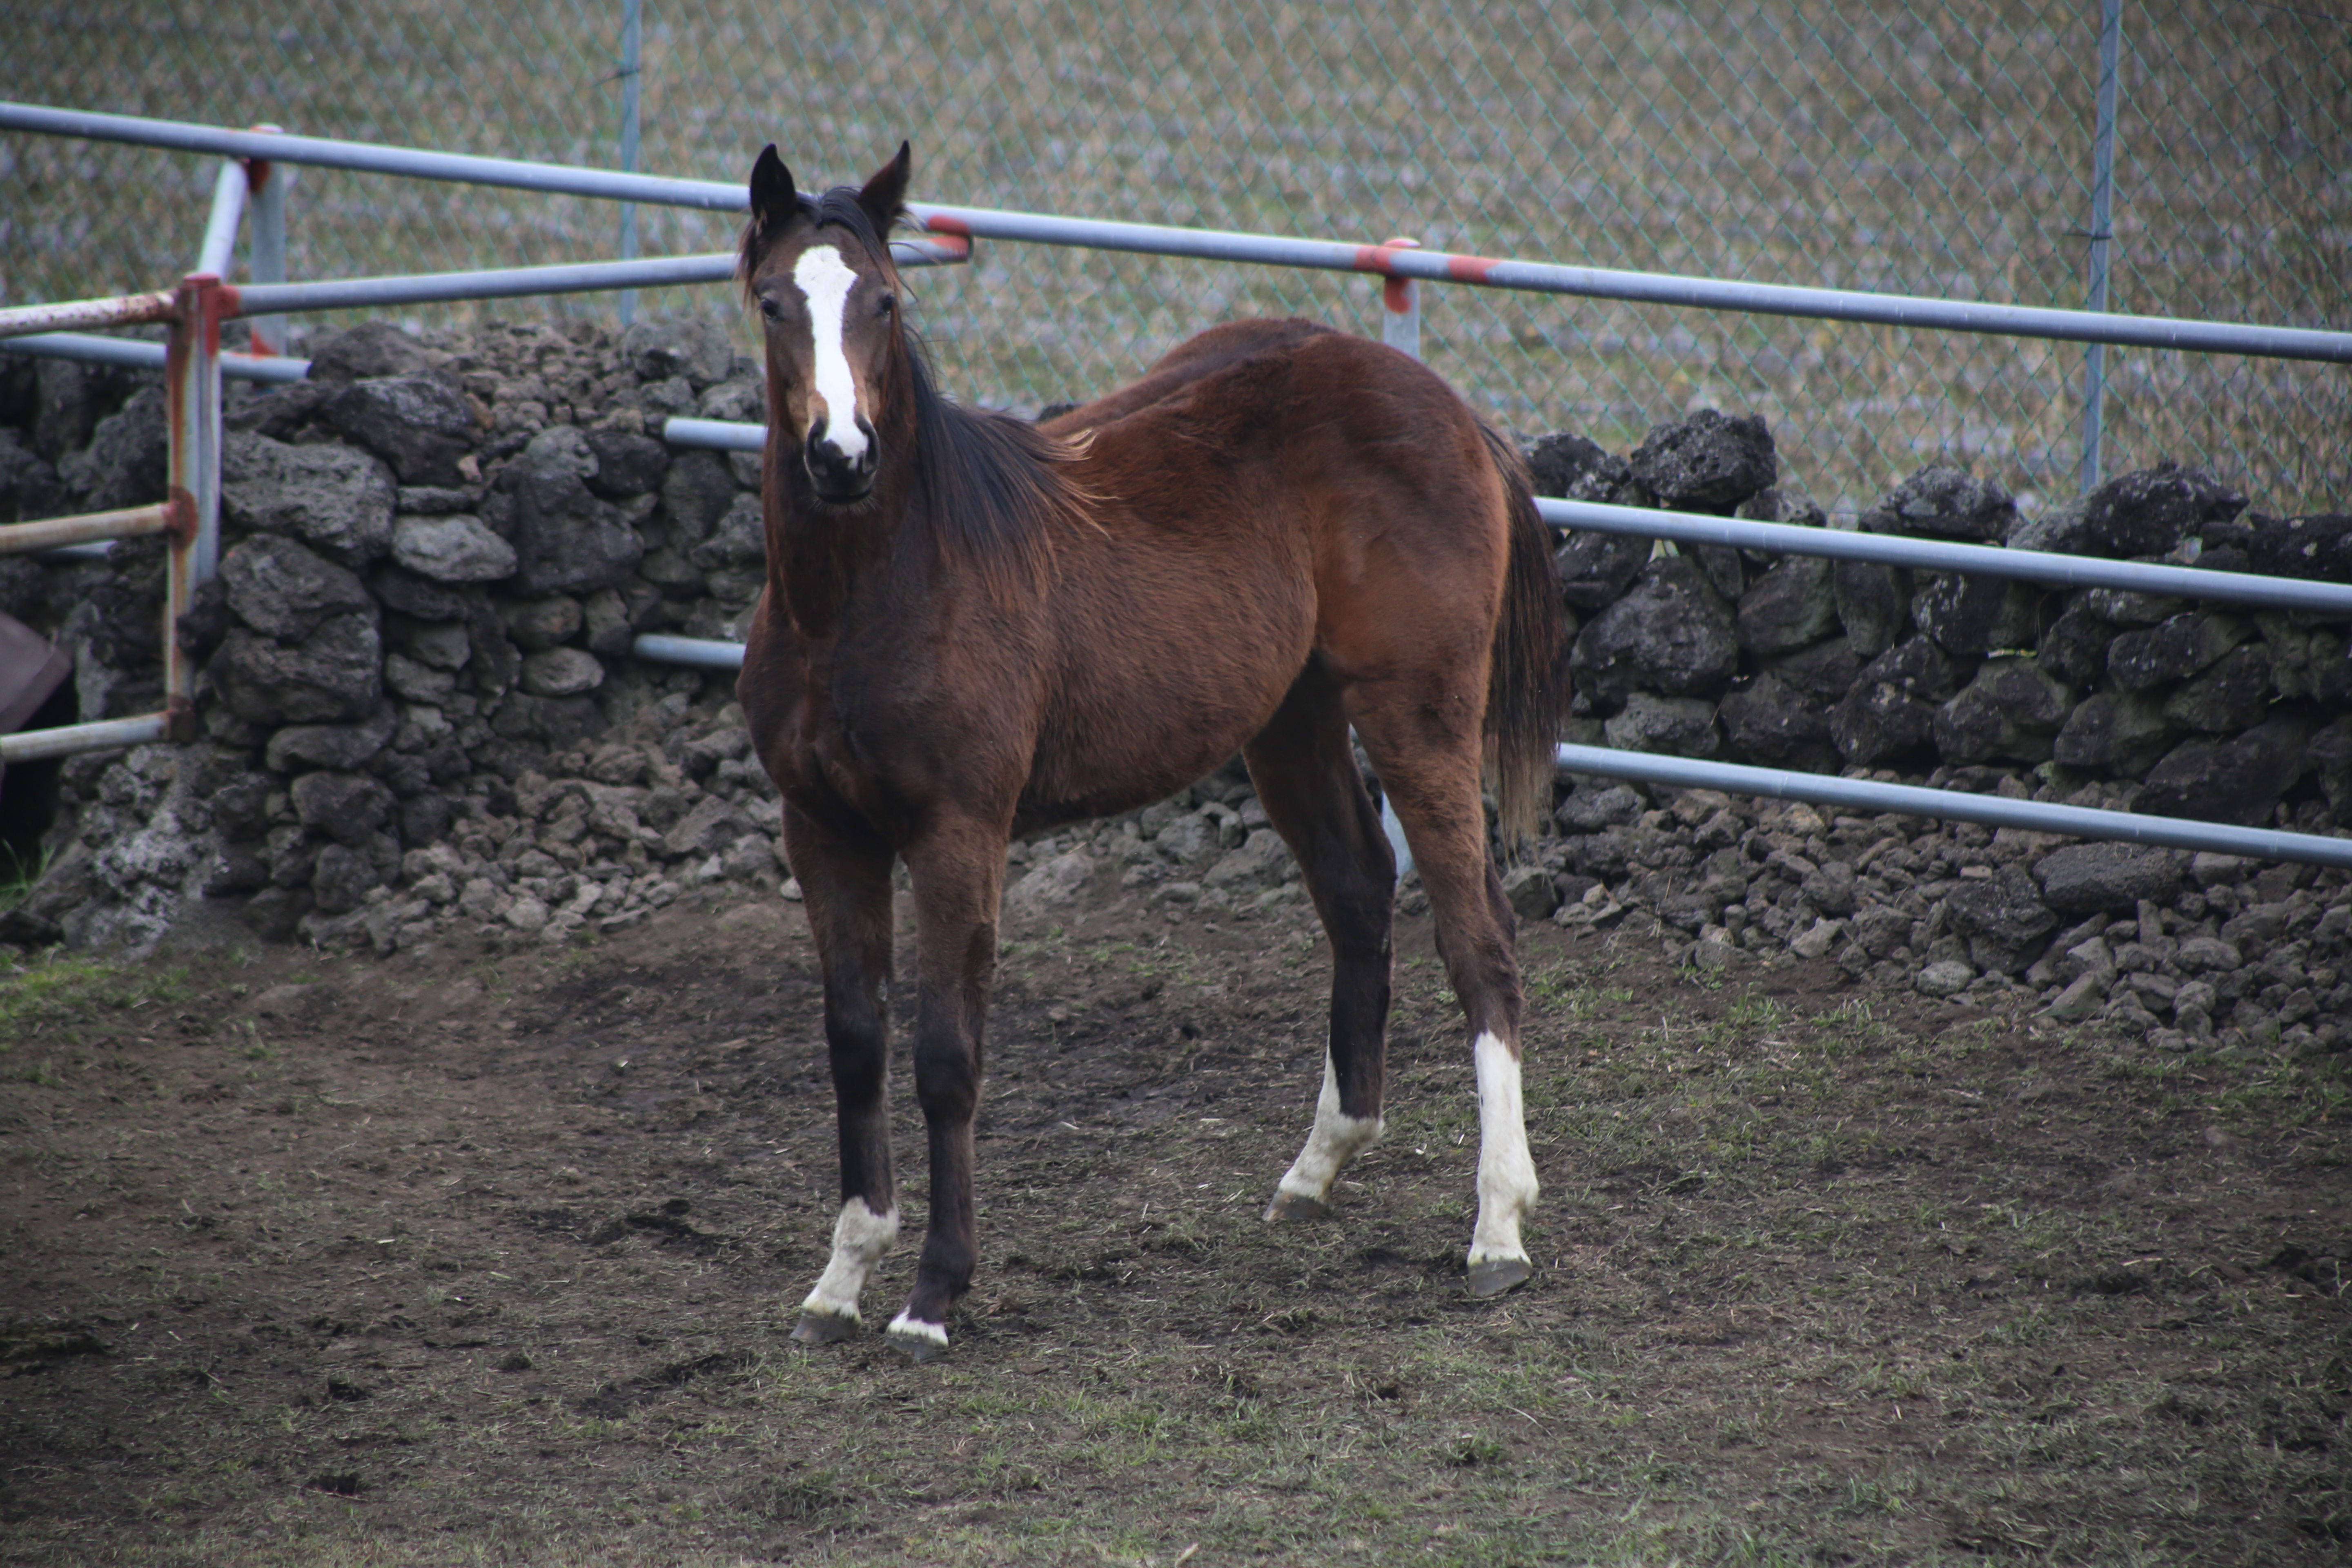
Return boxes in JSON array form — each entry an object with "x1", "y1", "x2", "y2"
[
  {"x1": 0, "y1": 501, "x2": 178, "y2": 555},
  {"x1": 0, "y1": 292, "x2": 176, "y2": 340}
]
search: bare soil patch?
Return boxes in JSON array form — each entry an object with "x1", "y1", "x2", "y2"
[{"x1": 2, "y1": 869, "x2": 2346, "y2": 1565}]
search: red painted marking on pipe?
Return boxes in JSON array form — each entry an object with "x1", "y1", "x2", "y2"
[
  {"x1": 242, "y1": 157, "x2": 274, "y2": 190},
  {"x1": 163, "y1": 489, "x2": 198, "y2": 545},
  {"x1": 1445, "y1": 254, "x2": 1500, "y2": 284},
  {"x1": 1352, "y1": 244, "x2": 1404, "y2": 276},
  {"x1": 924, "y1": 214, "x2": 973, "y2": 238},
  {"x1": 1383, "y1": 277, "x2": 1414, "y2": 315},
  {"x1": 918, "y1": 234, "x2": 971, "y2": 260},
  {"x1": 165, "y1": 696, "x2": 197, "y2": 745}
]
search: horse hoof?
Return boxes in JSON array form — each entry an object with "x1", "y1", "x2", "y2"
[
  {"x1": 886, "y1": 1314, "x2": 950, "y2": 1363},
  {"x1": 1263, "y1": 1190, "x2": 1332, "y2": 1223},
  {"x1": 1466, "y1": 1257, "x2": 1532, "y2": 1298},
  {"x1": 791, "y1": 1309, "x2": 860, "y2": 1345}
]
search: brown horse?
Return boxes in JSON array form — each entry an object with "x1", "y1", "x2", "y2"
[{"x1": 735, "y1": 144, "x2": 1569, "y2": 1360}]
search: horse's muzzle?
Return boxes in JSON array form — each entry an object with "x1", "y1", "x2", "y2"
[{"x1": 804, "y1": 416, "x2": 879, "y2": 503}]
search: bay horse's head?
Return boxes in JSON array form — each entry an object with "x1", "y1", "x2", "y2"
[{"x1": 738, "y1": 143, "x2": 912, "y2": 507}]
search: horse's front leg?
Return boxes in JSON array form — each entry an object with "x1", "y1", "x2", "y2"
[
  {"x1": 885, "y1": 819, "x2": 1007, "y2": 1361},
  {"x1": 782, "y1": 802, "x2": 902, "y2": 1345}
]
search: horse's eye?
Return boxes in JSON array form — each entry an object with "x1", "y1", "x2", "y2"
[
  {"x1": 877, "y1": 294, "x2": 896, "y2": 317},
  {"x1": 759, "y1": 296, "x2": 782, "y2": 321}
]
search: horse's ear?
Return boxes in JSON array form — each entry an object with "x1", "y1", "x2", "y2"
[
  {"x1": 857, "y1": 142, "x2": 912, "y2": 233},
  {"x1": 749, "y1": 145, "x2": 799, "y2": 235}
]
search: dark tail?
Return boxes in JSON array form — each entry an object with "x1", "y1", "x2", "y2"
[{"x1": 1477, "y1": 424, "x2": 1571, "y2": 849}]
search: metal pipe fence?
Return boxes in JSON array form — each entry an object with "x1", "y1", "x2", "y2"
[{"x1": 4, "y1": 109, "x2": 2348, "y2": 878}]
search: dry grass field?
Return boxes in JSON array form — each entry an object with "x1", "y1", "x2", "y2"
[{"x1": 1, "y1": 1, "x2": 2344, "y2": 514}]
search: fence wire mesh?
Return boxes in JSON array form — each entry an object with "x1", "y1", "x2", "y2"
[{"x1": 2, "y1": 0, "x2": 2344, "y2": 516}]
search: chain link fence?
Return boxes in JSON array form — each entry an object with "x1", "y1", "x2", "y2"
[{"x1": 2, "y1": 1, "x2": 2344, "y2": 515}]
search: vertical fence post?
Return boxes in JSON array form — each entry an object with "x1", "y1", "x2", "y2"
[
  {"x1": 617, "y1": 0, "x2": 643, "y2": 326},
  {"x1": 162, "y1": 274, "x2": 225, "y2": 742},
  {"x1": 244, "y1": 124, "x2": 289, "y2": 357},
  {"x1": 2080, "y1": 0, "x2": 2124, "y2": 494},
  {"x1": 1373, "y1": 234, "x2": 1423, "y2": 876}
]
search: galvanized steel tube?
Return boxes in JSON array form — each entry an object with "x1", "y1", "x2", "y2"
[
  {"x1": 661, "y1": 416, "x2": 764, "y2": 454},
  {"x1": 0, "y1": 291, "x2": 177, "y2": 340},
  {"x1": 2, "y1": 332, "x2": 312, "y2": 382},
  {"x1": 1539, "y1": 499, "x2": 2352, "y2": 619},
  {"x1": 0, "y1": 713, "x2": 172, "y2": 764},
  {"x1": 633, "y1": 633, "x2": 747, "y2": 670},
  {"x1": 196, "y1": 160, "x2": 247, "y2": 277},
  {"x1": 1556, "y1": 745, "x2": 2352, "y2": 873}
]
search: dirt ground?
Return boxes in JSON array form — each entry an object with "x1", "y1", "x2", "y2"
[{"x1": 2, "y1": 860, "x2": 2347, "y2": 1566}]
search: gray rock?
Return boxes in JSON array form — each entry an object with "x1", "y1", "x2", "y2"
[
  {"x1": 71, "y1": 385, "x2": 170, "y2": 513},
  {"x1": 1945, "y1": 864, "x2": 2057, "y2": 973},
  {"x1": 2006, "y1": 497, "x2": 2095, "y2": 555},
  {"x1": 688, "y1": 494, "x2": 767, "y2": 570},
  {"x1": 2311, "y1": 716, "x2": 2352, "y2": 822},
  {"x1": 1736, "y1": 555, "x2": 1838, "y2": 657},
  {"x1": 620, "y1": 318, "x2": 736, "y2": 390},
  {"x1": 2174, "y1": 935, "x2": 2243, "y2": 973},
  {"x1": 2043, "y1": 971, "x2": 2106, "y2": 1018},
  {"x1": 2080, "y1": 587, "x2": 2185, "y2": 627},
  {"x1": 1916, "y1": 959, "x2": 1976, "y2": 997},
  {"x1": 1768, "y1": 636, "x2": 1862, "y2": 704},
  {"x1": 502, "y1": 595, "x2": 585, "y2": 651},
  {"x1": 519, "y1": 647, "x2": 605, "y2": 697},
  {"x1": 1626, "y1": 409, "x2": 1775, "y2": 514},
  {"x1": 394, "y1": 485, "x2": 479, "y2": 516},
  {"x1": 661, "y1": 795, "x2": 755, "y2": 860},
  {"x1": 581, "y1": 428, "x2": 672, "y2": 499},
  {"x1": 1603, "y1": 691, "x2": 1720, "y2": 757},
  {"x1": 384, "y1": 652, "x2": 457, "y2": 703},
  {"x1": 1718, "y1": 673, "x2": 1835, "y2": 768},
  {"x1": 1829, "y1": 678, "x2": 1938, "y2": 767},
  {"x1": 2245, "y1": 510, "x2": 2352, "y2": 583},
  {"x1": 318, "y1": 376, "x2": 480, "y2": 486},
  {"x1": 368, "y1": 566, "x2": 471, "y2": 622},
  {"x1": 1526, "y1": 432, "x2": 1648, "y2": 507},
  {"x1": 2160, "y1": 644, "x2": 2272, "y2": 731},
  {"x1": 2034, "y1": 599, "x2": 2117, "y2": 686},
  {"x1": 1801, "y1": 860, "x2": 1858, "y2": 916},
  {"x1": 2137, "y1": 715, "x2": 2312, "y2": 826},
  {"x1": 2033, "y1": 843, "x2": 2189, "y2": 913},
  {"x1": 1571, "y1": 557, "x2": 1739, "y2": 707},
  {"x1": 388, "y1": 615, "x2": 472, "y2": 670},
  {"x1": 2081, "y1": 462, "x2": 2246, "y2": 557},
  {"x1": 1912, "y1": 572, "x2": 2048, "y2": 657},
  {"x1": 2051, "y1": 690, "x2": 2178, "y2": 776},
  {"x1": 219, "y1": 534, "x2": 374, "y2": 641},
  {"x1": 2106, "y1": 612, "x2": 2251, "y2": 691},
  {"x1": 1501, "y1": 864, "x2": 1560, "y2": 920},
  {"x1": 390, "y1": 513, "x2": 517, "y2": 584},
  {"x1": 1554, "y1": 784, "x2": 1643, "y2": 832},
  {"x1": 1832, "y1": 560, "x2": 1910, "y2": 657},
  {"x1": 307, "y1": 321, "x2": 448, "y2": 384},
  {"x1": 505, "y1": 426, "x2": 645, "y2": 597},
  {"x1": 211, "y1": 617, "x2": 383, "y2": 726},
  {"x1": 309, "y1": 843, "x2": 383, "y2": 915},
  {"x1": 1934, "y1": 657, "x2": 2072, "y2": 765},
  {"x1": 657, "y1": 450, "x2": 739, "y2": 548},
  {"x1": 1551, "y1": 529, "x2": 1653, "y2": 612},
  {"x1": 221, "y1": 431, "x2": 397, "y2": 568},
  {"x1": 291, "y1": 770, "x2": 395, "y2": 847},
  {"x1": 265, "y1": 705, "x2": 400, "y2": 774},
  {"x1": 1205, "y1": 828, "x2": 1295, "y2": 889},
  {"x1": 1861, "y1": 466, "x2": 2016, "y2": 543}
]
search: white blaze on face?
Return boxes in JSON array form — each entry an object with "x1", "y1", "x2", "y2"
[
  {"x1": 799, "y1": 1196, "x2": 898, "y2": 1323},
  {"x1": 1273, "y1": 1048, "x2": 1385, "y2": 1205},
  {"x1": 1468, "y1": 1031, "x2": 1539, "y2": 1265},
  {"x1": 791, "y1": 243, "x2": 869, "y2": 463}
]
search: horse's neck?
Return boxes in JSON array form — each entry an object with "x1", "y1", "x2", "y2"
[{"x1": 771, "y1": 473, "x2": 920, "y2": 642}]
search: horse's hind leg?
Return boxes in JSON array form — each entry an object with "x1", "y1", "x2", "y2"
[
  {"x1": 1245, "y1": 662, "x2": 1398, "y2": 1223},
  {"x1": 782, "y1": 802, "x2": 902, "y2": 1344},
  {"x1": 1347, "y1": 686, "x2": 1539, "y2": 1298}
]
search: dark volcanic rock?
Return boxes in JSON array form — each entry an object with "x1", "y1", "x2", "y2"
[
  {"x1": 2036, "y1": 599, "x2": 2118, "y2": 686},
  {"x1": 1860, "y1": 466, "x2": 2016, "y2": 543},
  {"x1": 2052, "y1": 691, "x2": 2179, "y2": 776},
  {"x1": 2245, "y1": 512, "x2": 2352, "y2": 583},
  {"x1": 70, "y1": 386, "x2": 170, "y2": 513},
  {"x1": 2034, "y1": 843, "x2": 2189, "y2": 914},
  {"x1": 1933, "y1": 657, "x2": 2073, "y2": 764},
  {"x1": 1736, "y1": 555, "x2": 1838, "y2": 658},
  {"x1": 1570, "y1": 556, "x2": 1740, "y2": 708},
  {"x1": 1719, "y1": 673, "x2": 1836, "y2": 768},
  {"x1": 1833, "y1": 560, "x2": 1910, "y2": 658},
  {"x1": 2106, "y1": 612, "x2": 2252, "y2": 692},
  {"x1": 221, "y1": 431, "x2": 398, "y2": 569},
  {"x1": 1553, "y1": 530, "x2": 1653, "y2": 611},
  {"x1": 318, "y1": 376, "x2": 481, "y2": 486},
  {"x1": 1768, "y1": 636, "x2": 1863, "y2": 704},
  {"x1": 504, "y1": 426, "x2": 644, "y2": 597},
  {"x1": 2161, "y1": 644, "x2": 2272, "y2": 732},
  {"x1": 1626, "y1": 410, "x2": 1775, "y2": 514},
  {"x1": 307, "y1": 321, "x2": 448, "y2": 384},
  {"x1": 582, "y1": 428, "x2": 672, "y2": 499},
  {"x1": 2136, "y1": 715, "x2": 2312, "y2": 825},
  {"x1": 1945, "y1": 864, "x2": 2057, "y2": 974},
  {"x1": 1602, "y1": 691, "x2": 1720, "y2": 756},
  {"x1": 1911, "y1": 573, "x2": 2048, "y2": 657},
  {"x1": 220, "y1": 535, "x2": 375, "y2": 642},
  {"x1": 291, "y1": 770, "x2": 396, "y2": 847},
  {"x1": 1828, "y1": 638, "x2": 1960, "y2": 766},
  {"x1": 2080, "y1": 461, "x2": 2246, "y2": 557},
  {"x1": 1526, "y1": 432, "x2": 1648, "y2": 506},
  {"x1": 212, "y1": 617, "x2": 383, "y2": 725}
]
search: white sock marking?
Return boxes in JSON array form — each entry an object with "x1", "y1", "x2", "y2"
[
  {"x1": 799, "y1": 1197, "x2": 898, "y2": 1323},
  {"x1": 792, "y1": 244, "x2": 868, "y2": 464},
  {"x1": 886, "y1": 1309, "x2": 949, "y2": 1347},
  {"x1": 1274, "y1": 1049, "x2": 1384, "y2": 1204},
  {"x1": 1469, "y1": 1031, "x2": 1539, "y2": 1265}
]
